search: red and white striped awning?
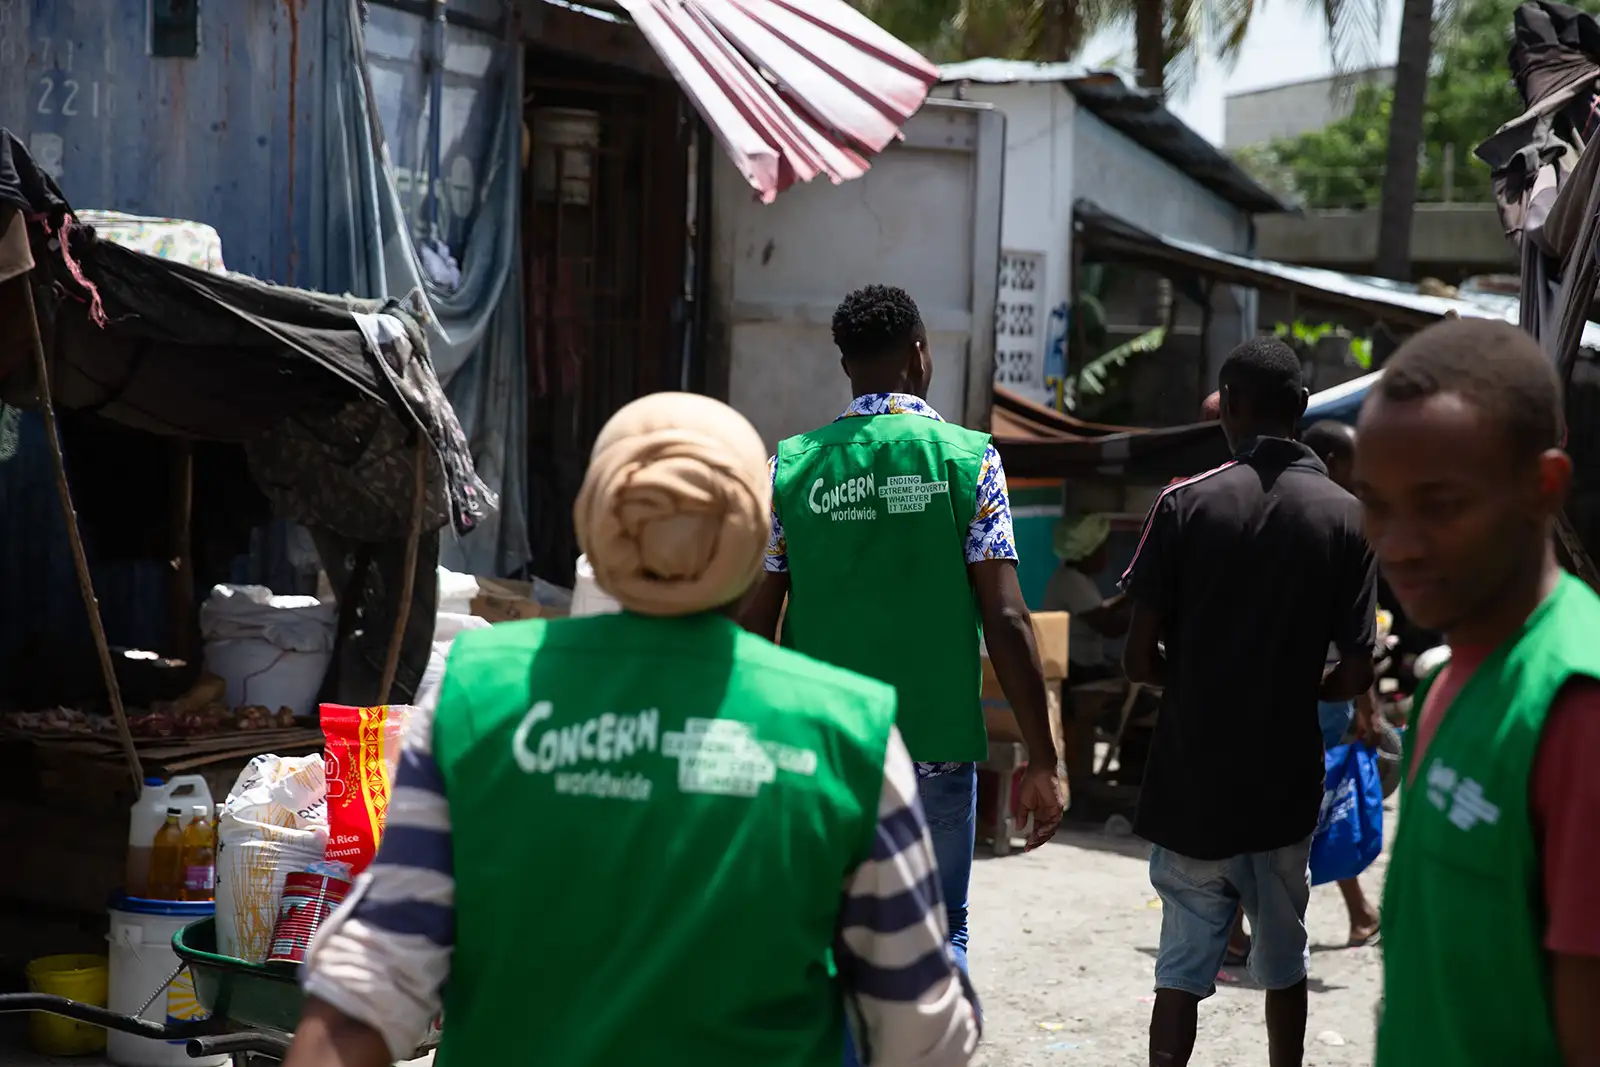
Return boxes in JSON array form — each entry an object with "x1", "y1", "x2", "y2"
[{"x1": 613, "y1": 0, "x2": 940, "y2": 201}]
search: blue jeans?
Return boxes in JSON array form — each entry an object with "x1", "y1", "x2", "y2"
[
  {"x1": 844, "y1": 764, "x2": 977, "y2": 1066},
  {"x1": 917, "y1": 764, "x2": 977, "y2": 972}
]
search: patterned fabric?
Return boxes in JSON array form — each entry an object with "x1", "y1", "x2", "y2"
[
  {"x1": 302, "y1": 701, "x2": 980, "y2": 1064},
  {"x1": 75, "y1": 210, "x2": 226, "y2": 273},
  {"x1": 245, "y1": 306, "x2": 493, "y2": 541},
  {"x1": 765, "y1": 393, "x2": 1016, "y2": 782}
]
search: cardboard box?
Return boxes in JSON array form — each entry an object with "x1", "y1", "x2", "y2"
[
  {"x1": 469, "y1": 577, "x2": 569, "y2": 624},
  {"x1": 980, "y1": 611, "x2": 1070, "y2": 683},
  {"x1": 981, "y1": 678, "x2": 1065, "y2": 757},
  {"x1": 1031, "y1": 611, "x2": 1071, "y2": 681},
  {"x1": 979, "y1": 611, "x2": 1071, "y2": 759}
]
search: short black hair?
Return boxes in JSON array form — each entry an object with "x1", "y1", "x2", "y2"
[
  {"x1": 1378, "y1": 319, "x2": 1563, "y2": 458},
  {"x1": 1303, "y1": 420, "x2": 1356, "y2": 463},
  {"x1": 831, "y1": 285, "x2": 923, "y2": 363},
  {"x1": 1219, "y1": 338, "x2": 1304, "y2": 420}
]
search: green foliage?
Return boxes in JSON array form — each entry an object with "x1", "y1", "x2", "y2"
[
  {"x1": 855, "y1": 0, "x2": 1384, "y2": 100},
  {"x1": 1273, "y1": 321, "x2": 1374, "y2": 370},
  {"x1": 1246, "y1": 0, "x2": 1524, "y2": 208},
  {"x1": 1066, "y1": 325, "x2": 1167, "y2": 412}
]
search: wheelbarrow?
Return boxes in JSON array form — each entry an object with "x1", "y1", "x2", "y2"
[{"x1": 0, "y1": 917, "x2": 438, "y2": 1065}]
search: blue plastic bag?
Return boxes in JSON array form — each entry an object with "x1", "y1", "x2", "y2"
[{"x1": 1309, "y1": 742, "x2": 1384, "y2": 886}]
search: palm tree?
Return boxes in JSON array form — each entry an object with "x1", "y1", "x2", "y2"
[
  {"x1": 1373, "y1": 0, "x2": 1435, "y2": 281},
  {"x1": 858, "y1": 0, "x2": 1387, "y2": 101}
]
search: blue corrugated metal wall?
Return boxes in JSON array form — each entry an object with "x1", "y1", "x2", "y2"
[
  {"x1": 0, "y1": 0, "x2": 318, "y2": 283},
  {"x1": 0, "y1": 0, "x2": 511, "y2": 685}
]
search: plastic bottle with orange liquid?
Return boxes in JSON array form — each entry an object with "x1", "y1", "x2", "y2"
[
  {"x1": 147, "y1": 809, "x2": 186, "y2": 900},
  {"x1": 180, "y1": 813, "x2": 216, "y2": 901}
]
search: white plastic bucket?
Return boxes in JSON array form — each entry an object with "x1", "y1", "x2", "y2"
[
  {"x1": 106, "y1": 899, "x2": 225, "y2": 1067},
  {"x1": 200, "y1": 585, "x2": 336, "y2": 719}
]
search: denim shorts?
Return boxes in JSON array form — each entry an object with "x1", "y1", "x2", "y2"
[{"x1": 1148, "y1": 837, "x2": 1313, "y2": 998}]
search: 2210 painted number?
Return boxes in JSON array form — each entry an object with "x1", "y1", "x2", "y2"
[{"x1": 36, "y1": 75, "x2": 115, "y2": 119}]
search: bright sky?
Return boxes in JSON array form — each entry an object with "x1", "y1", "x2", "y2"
[{"x1": 1081, "y1": 0, "x2": 1405, "y2": 145}]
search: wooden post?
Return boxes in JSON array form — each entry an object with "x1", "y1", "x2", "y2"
[
  {"x1": 24, "y1": 285, "x2": 144, "y2": 788},
  {"x1": 168, "y1": 440, "x2": 195, "y2": 663},
  {"x1": 377, "y1": 434, "x2": 428, "y2": 705}
]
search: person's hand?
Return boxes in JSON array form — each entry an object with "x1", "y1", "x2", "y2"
[
  {"x1": 1353, "y1": 701, "x2": 1381, "y2": 748},
  {"x1": 1018, "y1": 764, "x2": 1064, "y2": 851}
]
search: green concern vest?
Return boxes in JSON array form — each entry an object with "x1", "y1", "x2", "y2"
[
  {"x1": 775, "y1": 413, "x2": 990, "y2": 763},
  {"x1": 429, "y1": 611, "x2": 894, "y2": 1067},
  {"x1": 1378, "y1": 574, "x2": 1600, "y2": 1067}
]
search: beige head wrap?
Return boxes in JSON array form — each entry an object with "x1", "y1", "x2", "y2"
[
  {"x1": 573, "y1": 392, "x2": 771, "y2": 617},
  {"x1": 1053, "y1": 513, "x2": 1111, "y2": 564}
]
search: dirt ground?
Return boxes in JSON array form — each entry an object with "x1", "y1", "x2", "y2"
[{"x1": 968, "y1": 809, "x2": 1394, "y2": 1067}]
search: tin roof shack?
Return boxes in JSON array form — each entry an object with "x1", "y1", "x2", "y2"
[
  {"x1": 931, "y1": 61, "x2": 1290, "y2": 425},
  {"x1": 516, "y1": 0, "x2": 944, "y2": 576},
  {"x1": 0, "y1": 0, "x2": 531, "y2": 585}
]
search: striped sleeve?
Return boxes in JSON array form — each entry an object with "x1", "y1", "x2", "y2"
[
  {"x1": 836, "y1": 727, "x2": 981, "y2": 1067},
  {"x1": 302, "y1": 695, "x2": 453, "y2": 1062}
]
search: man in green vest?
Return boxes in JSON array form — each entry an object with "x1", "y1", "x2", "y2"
[
  {"x1": 1354, "y1": 319, "x2": 1600, "y2": 1067},
  {"x1": 283, "y1": 393, "x2": 981, "y2": 1067},
  {"x1": 740, "y1": 284, "x2": 1065, "y2": 986}
]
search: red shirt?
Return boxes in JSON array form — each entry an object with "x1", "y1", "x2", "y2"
[{"x1": 1411, "y1": 652, "x2": 1600, "y2": 957}]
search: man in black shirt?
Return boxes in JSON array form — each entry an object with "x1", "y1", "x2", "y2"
[{"x1": 1122, "y1": 339, "x2": 1377, "y2": 1067}]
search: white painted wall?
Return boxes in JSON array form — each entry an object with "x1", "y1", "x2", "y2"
[
  {"x1": 709, "y1": 100, "x2": 1005, "y2": 450},
  {"x1": 930, "y1": 82, "x2": 1077, "y2": 406},
  {"x1": 1072, "y1": 109, "x2": 1255, "y2": 384},
  {"x1": 1071, "y1": 110, "x2": 1250, "y2": 253},
  {"x1": 931, "y1": 81, "x2": 1258, "y2": 402}
]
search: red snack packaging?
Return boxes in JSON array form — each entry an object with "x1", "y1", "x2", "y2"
[{"x1": 320, "y1": 703, "x2": 410, "y2": 876}]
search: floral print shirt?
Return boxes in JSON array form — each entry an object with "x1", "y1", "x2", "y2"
[{"x1": 764, "y1": 393, "x2": 1018, "y2": 780}]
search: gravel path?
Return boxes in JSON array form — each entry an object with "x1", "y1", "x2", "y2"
[{"x1": 968, "y1": 811, "x2": 1393, "y2": 1067}]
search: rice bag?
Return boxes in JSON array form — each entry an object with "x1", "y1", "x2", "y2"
[
  {"x1": 216, "y1": 754, "x2": 328, "y2": 963},
  {"x1": 320, "y1": 703, "x2": 411, "y2": 876}
]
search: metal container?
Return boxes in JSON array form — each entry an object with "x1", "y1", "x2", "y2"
[{"x1": 265, "y1": 872, "x2": 351, "y2": 966}]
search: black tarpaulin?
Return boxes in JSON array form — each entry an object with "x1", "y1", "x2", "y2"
[{"x1": 0, "y1": 128, "x2": 492, "y2": 706}]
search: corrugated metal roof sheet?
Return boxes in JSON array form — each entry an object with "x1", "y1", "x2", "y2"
[
  {"x1": 614, "y1": 0, "x2": 939, "y2": 201},
  {"x1": 938, "y1": 59, "x2": 1290, "y2": 214},
  {"x1": 1077, "y1": 200, "x2": 1600, "y2": 344}
]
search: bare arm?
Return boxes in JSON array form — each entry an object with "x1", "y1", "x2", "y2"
[
  {"x1": 282, "y1": 999, "x2": 391, "y2": 1067},
  {"x1": 970, "y1": 559, "x2": 1062, "y2": 849},
  {"x1": 1080, "y1": 592, "x2": 1132, "y2": 638},
  {"x1": 1122, "y1": 603, "x2": 1166, "y2": 687},
  {"x1": 1552, "y1": 954, "x2": 1600, "y2": 1067},
  {"x1": 740, "y1": 456, "x2": 791, "y2": 642},
  {"x1": 738, "y1": 571, "x2": 790, "y2": 642},
  {"x1": 970, "y1": 559, "x2": 1054, "y2": 766},
  {"x1": 1320, "y1": 656, "x2": 1376, "y2": 703}
]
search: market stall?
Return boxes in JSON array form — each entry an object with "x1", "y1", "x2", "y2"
[{"x1": 0, "y1": 130, "x2": 491, "y2": 970}]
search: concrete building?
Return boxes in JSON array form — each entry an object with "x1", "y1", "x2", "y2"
[
  {"x1": 1223, "y1": 67, "x2": 1395, "y2": 149},
  {"x1": 932, "y1": 61, "x2": 1289, "y2": 420}
]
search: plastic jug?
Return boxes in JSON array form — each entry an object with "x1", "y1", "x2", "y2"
[{"x1": 125, "y1": 776, "x2": 214, "y2": 898}]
